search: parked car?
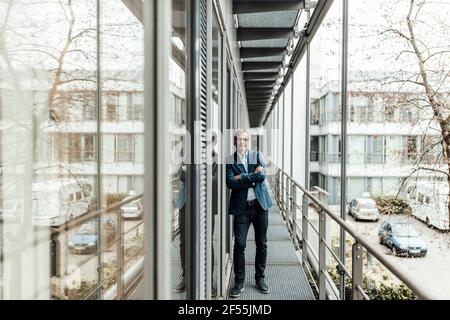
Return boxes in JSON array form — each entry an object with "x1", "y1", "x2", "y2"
[
  {"x1": 348, "y1": 198, "x2": 380, "y2": 221},
  {"x1": 120, "y1": 196, "x2": 143, "y2": 220},
  {"x1": 378, "y1": 221, "x2": 427, "y2": 257},
  {"x1": 68, "y1": 218, "x2": 116, "y2": 254},
  {"x1": 31, "y1": 179, "x2": 92, "y2": 226},
  {"x1": 0, "y1": 179, "x2": 93, "y2": 226}
]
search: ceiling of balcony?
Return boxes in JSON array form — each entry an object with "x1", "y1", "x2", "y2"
[{"x1": 233, "y1": 0, "x2": 304, "y2": 127}]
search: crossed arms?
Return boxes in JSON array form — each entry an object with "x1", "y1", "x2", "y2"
[{"x1": 226, "y1": 165, "x2": 266, "y2": 190}]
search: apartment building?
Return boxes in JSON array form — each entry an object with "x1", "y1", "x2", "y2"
[
  {"x1": 310, "y1": 89, "x2": 443, "y2": 205},
  {"x1": 5, "y1": 61, "x2": 186, "y2": 206}
]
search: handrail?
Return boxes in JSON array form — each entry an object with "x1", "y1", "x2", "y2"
[
  {"x1": 273, "y1": 167, "x2": 436, "y2": 300},
  {"x1": 50, "y1": 193, "x2": 144, "y2": 233},
  {"x1": 49, "y1": 193, "x2": 145, "y2": 300}
]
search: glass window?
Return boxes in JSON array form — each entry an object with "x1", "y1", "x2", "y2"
[
  {"x1": 0, "y1": 0, "x2": 98, "y2": 299},
  {"x1": 348, "y1": 0, "x2": 450, "y2": 237},
  {"x1": 367, "y1": 135, "x2": 383, "y2": 164},
  {"x1": 170, "y1": 0, "x2": 187, "y2": 300},
  {"x1": 100, "y1": 0, "x2": 145, "y2": 299},
  {"x1": 209, "y1": 12, "x2": 221, "y2": 299},
  {"x1": 348, "y1": 135, "x2": 365, "y2": 164},
  {"x1": 105, "y1": 95, "x2": 118, "y2": 122},
  {"x1": 115, "y1": 134, "x2": 135, "y2": 162},
  {"x1": 82, "y1": 92, "x2": 96, "y2": 121},
  {"x1": 283, "y1": 81, "x2": 292, "y2": 173},
  {"x1": 126, "y1": 93, "x2": 144, "y2": 121},
  {"x1": 310, "y1": 0, "x2": 343, "y2": 206},
  {"x1": 83, "y1": 134, "x2": 95, "y2": 161}
]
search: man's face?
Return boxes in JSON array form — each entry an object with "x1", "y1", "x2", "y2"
[{"x1": 235, "y1": 132, "x2": 249, "y2": 154}]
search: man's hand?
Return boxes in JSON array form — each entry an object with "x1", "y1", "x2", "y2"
[
  {"x1": 254, "y1": 166, "x2": 264, "y2": 173},
  {"x1": 234, "y1": 175, "x2": 241, "y2": 181}
]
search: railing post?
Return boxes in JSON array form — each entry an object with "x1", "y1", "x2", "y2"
[
  {"x1": 287, "y1": 179, "x2": 291, "y2": 222},
  {"x1": 276, "y1": 170, "x2": 281, "y2": 204},
  {"x1": 280, "y1": 173, "x2": 285, "y2": 218},
  {"x1": 352, "y1": 242, "x2": 363, "y2": 300},
  {"x1": 117, "y1": 210, "x2": 124, "y2": 299},
  {"x1": 301, "y1": 193, "x2": 308, "y2": 266},
  {"x1": 279, "y1": 170, "x2": 282, "y2": 206},
  {"x1": 318, "y1": 209, "x2": 327, "y2": 300},
  {"x1": 282, "y1": 173, "x2": 286, "y2": 218},
  {"x1": 274, "y1": 170, "x2": 278, "y2": 202},
  {"x1": 291, "y1": 183, "x2": 296, "y2": 235}
]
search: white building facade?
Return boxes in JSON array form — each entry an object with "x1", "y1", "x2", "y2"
[{"x1": 310, "y1": 90, "x2": 444, "y2": 205}]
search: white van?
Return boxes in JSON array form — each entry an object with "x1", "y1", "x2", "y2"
[
  {"x1": 32, "y1": 179, "x2": 93, "y2": 226},
  {"x1": 406, "y1": 181, "x2": 449, "y2": 231}
]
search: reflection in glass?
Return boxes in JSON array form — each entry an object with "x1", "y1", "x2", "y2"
[
  {"x1": 210, "y1": 13, "x2": 221, "y2": 299},
  {"x1": 0, "y1": 0, "x2": 98, "y2": 299},
  {"x1": 348, "y1": 0, "x2": 450, "y2": 222},
  {"x1": 171, "y1": 0, "x2": 187, "y2": 299},
  {"x1": 99, "y1": 0, "x2": 145, "y2": 299},
  {"x1": 309, "y1": 0, "x2": 343, "y2": 297}
]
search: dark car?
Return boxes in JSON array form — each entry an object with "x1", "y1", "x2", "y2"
[
  {"x1": 68, "y1": 218, "x2": 116, "y2": 254},
  {"x1": 378, "y1": 221, "x2": 427, "y2": 257}
]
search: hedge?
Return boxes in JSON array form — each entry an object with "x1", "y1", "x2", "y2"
[{"x1": 327, "y1": 267, "x2": 415, "y2": 300}]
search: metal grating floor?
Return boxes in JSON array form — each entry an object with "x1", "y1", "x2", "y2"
[
  {"x1": 127, "y1": 191, "x2": 315, "y2": 300},
  {"x1": 228, "y1": 264, "x2": 315, "y2": 300},
  {"x1": 247, "y1": 224, "x2": 291, "y2": 242},
  {"x1": 244, "y1": 240, "x2": 301, "y2": 264},
  {"x1": 227, "y1": 191, "x2": 315, "y2": 300}
]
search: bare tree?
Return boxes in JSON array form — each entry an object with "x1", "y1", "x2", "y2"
[{"x1": 380, "y1": 0, "x2": 450, "y2": 220}]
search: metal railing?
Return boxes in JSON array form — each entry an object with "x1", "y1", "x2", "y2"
[
  {"x1": 319, "y1": 152, "x2": 341, "y2": 163},
  {"x1": 271, "y1": 167, "x2": 435, "y2": 300},
  {"x1": 50, "y1": 193, "x2": 144, "y2": 300}
]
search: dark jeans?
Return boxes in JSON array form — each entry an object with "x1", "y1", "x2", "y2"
[
  {"x1": 178, "y1": 206, "x2": 216, "y2": 280},
  {"x1": 233, "y1": 202, "x2": 268, "y2": 283}
]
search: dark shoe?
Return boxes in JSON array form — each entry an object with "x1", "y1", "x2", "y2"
[
  {"x1": 229, "y1": 282, "x2": 244, "y2": 298},
  {"x1": 174, "y1": 278, "x2": 185, "y2": 293},
  {"x1": 256, "y1": 279, "x2": 269, "y2": 294}
]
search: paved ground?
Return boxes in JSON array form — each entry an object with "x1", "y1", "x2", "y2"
[{"x1": 347, "y1": 213, "x2": 450, "y2": 299}]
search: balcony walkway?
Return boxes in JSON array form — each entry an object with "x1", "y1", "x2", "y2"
[
  {"x1": 227, "y1": 190, "x2": 315, "y2": 300},
  {"x1": 127, "y1": 190, "x2": 315, "y2": 300}
]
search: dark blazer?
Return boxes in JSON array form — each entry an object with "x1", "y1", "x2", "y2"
[{"x1": 226, "y1": 150, "x2": 273, "y2": 215}]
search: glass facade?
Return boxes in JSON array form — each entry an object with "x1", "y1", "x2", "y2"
[
  {"x1": 170, "y1": 0, "x2": 187, "y2": 299},
  {"x1": 0, "y1": 0, "x2": 145, "y2": 299},
  {"x1": 4, "y1": 0, "x2": 448, "y2": 302},
  {"x1": 263, "y1": 0, "x2": 450, "y2": 300}
]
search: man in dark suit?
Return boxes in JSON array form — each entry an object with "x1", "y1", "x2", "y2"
[{"x1": 226, "y1": 129, "x2": 273, "y2": 298}]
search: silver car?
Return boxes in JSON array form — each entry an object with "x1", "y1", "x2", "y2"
[
  {"x1": 121, "y1": 197, "x2": 143, "y2": 220},
  {"x1": 348, "y1": 198, "x2": 380, "y2": 221}
]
